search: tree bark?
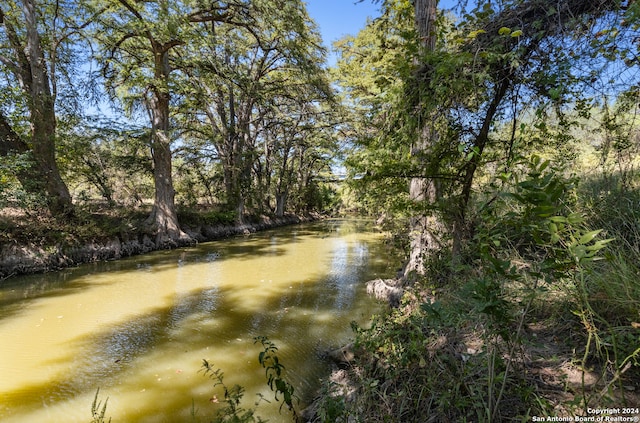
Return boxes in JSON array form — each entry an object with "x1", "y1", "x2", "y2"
[
  {"x1": 0, "y1": 0, "x2": 73, "y2": 216},
  {"x1": 403, "y1": 0, "x2": 440, "y2": 281},
  {"x1": 144, "y1": 42, "x2": 191, "y2": 246},
  {"x1": 23, "y1": 0, "x2": 73, "y2": 216},
  {"x1": 415, "y1": 0, "x2": 437, "y2": 51}
]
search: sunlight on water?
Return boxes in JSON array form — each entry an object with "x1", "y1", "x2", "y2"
[{"x1": 0, "y1": 219, "x2": 397, "y2": 422}]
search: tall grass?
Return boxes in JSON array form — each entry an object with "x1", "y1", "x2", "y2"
[{"x1": 571, "y1": 174, "x2": 640, "y2": 404}]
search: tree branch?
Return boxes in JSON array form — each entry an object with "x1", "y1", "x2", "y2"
[
  {"x1": 470, "y1": 0, "x2": 620, "y2": 49},
  {"x1": 117, "y1": 0, "x2": 143, "y2": 20},
  {"x1": 0, "y1": 6, "x2": 31, "y2": 88},
  {"x1": 0, "y1": 54, "x2": 19, "y2": 76}
]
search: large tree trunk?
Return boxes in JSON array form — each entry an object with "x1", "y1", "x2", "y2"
[
  {"x1": 23, "y1": 0, "x2": 73, "y2": 216},
  {"x1": 403, "y1": 0, "x2": 440, "y2": 281},
  {"x1": 29, "y1": 85, "x2": 73, "y2": 216},
  {"x1": 145, "y1": 45, "x2": 191, "y2": 247},
  {"x1": 0, "y1": 0, "x2": 73, "y2": 217},
  {"x1": 275, "y1": 192, "x2": 286, "y2": 217}
]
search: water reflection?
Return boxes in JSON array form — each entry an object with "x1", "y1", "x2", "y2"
[{"x1": 0, "y1": 219, "x2": 397, "y2": 422}]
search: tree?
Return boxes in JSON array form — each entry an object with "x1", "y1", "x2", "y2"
[
  {"x1": 405, "y1": 0, "x2": 440, "y2": 278},
  {"x1": 334, "y1": 0, "x2": 418, "y2": 216},
  {"x1": 180, "y1": 0, "x2": 331, "y2": 219},
  {"x1": 0, "y1": 0, "x2": 76, "y2": 217},
  {"x1": 57, "y1": 118, "x2": 155, "y2": 206},
  {"x1": 259, "y1": 99, "x2": 336, "y2": 216},
  {"x1": 442, "y1": 0, "x2": 623, "y2": 259},
  {"x1": 94, "y1": 0, "x2": 253, "y2": 244},
  {"x1": 337, "y1": 0, "x2": 441, "y2": 277},
  {"x1": 342, "y1": 0, "x2": 626, "y2": 277}
]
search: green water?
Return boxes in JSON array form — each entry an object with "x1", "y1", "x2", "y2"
[{"x1": 0, "y1": 219, "x2": 397, "y2": 422}]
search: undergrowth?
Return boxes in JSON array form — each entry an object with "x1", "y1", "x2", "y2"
[{"x1": 314, "y1": 157, "x2": 640, "y2": 422}]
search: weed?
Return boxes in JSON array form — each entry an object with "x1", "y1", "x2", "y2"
[
  {"x1": 90, "y1": 388, "x2": 111, "y2": 423},
  {"x1": 200, "y1": 359, "x2": 266, "y2": 423},
  {"x1": 198, "y1": 337, "x2": 298, "y2": 423},
  {"x1": 254, "y1": 336, "x2": 299, "y2": 417}
]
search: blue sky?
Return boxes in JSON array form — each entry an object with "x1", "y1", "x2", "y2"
[{"x1": 304, "y1": 0, "x2": 382, "y2": 64}]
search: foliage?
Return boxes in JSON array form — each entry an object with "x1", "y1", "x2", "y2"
[
  {"x1": 329, "y1": 300, "x2": 536, "y2": 422},
  {"x1": 0, "y1": 0, "x2": 349, "y2": 224},
  {"x1": 57, "y1": 120, "x2": 154, "y2": 206},
  {"x1": 333, "y1": 0, "x2": 418, "y2": 217},
  {"x1": 90, "y1": 388, "x2": 111, "y2": 423},
  {"x1": 313, "y1": 163, "x2": 630, "y2": 422},
  {"x1": 476, "y1": 156, "x2": 612, "y2": 286},
  {"x1": 0, "y1": 0, "x2": 638, "y2": 419},
  {"x1": 467, "y1": 157, "x2": 620, "y2": 417},
  {"x1": 199, "y1": 337, "x2": 297, "y2": 423},
  {"x1": 340, "y1": 0, "x2": 631, "y2": 232},
  {"x1": 255, "y1": 336, "x2": 299, "y2": 416},
  {"x1": 177, "y1": 0, "x2": 334, "y2": 216},
  {"x1": 177, "y1": 209, "x2": 237, "y2": 227},
  {"x1": 0, "y1": 0, "x2": 77, "y2": 216},
  {"x1": 200, "y1": 359, "x2": 266, "y2": 423},
  {"x1": 0, "y1": 152, "x2": 47, "y2": 211},
  {"x1": 334, "y1": 0, "x2": 640, "y2": 415},
  {"x1": 568, "y1": 174, "x2": 640, "y2": 405}
]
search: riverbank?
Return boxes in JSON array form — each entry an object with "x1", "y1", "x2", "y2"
[{"x1": 0, "y1": 210, "x2": 320, "y2": 281}]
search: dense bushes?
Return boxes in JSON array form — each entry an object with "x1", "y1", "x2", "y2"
[{"x1": 313, "y1": 159, "x2": 639, "y2": 422}]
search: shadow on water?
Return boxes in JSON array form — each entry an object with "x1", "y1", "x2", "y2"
[
  {"x1": 0, "y1": 228, "x2": 287, "y2": 322},
  {"x1": 0, "y1": 219, "x2": 378, "y2": 322},
  {"x1": 2, "y1": 278, "x2": 379, "y2": 421},
  {"x1": 0, "y1": 218, "x2": 395, "y2": 421}
]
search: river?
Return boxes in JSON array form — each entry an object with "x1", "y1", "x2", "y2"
[{"x1": 0, "y1": 219, "x2": 397, "y2": 422}]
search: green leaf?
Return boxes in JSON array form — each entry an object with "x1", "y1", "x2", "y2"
[
  {"x1": 467, "y1": 29, "x2": 487, "y2": 39},
  {"x1": 549, "y1": 216, "x2": 568, "y2": 223},
  {"x1": 567, "y1": 213, "x2": 584, "y2": 224},
  {"x1": 585, "y1": 238, "x2": 614, "y2": 251},
  {"x1": 284, "y1": 390, "x2": 292, "y2": 405},
  {"x1": 572, "y1": 244, "x2": 587, "y2": 260},
  {"x1": 511, "y1": 29, "x2": 523, "y2": 37},
  {"x1": 579, "y1": 230, "x2": 603, "y2": 245},
  {"x1": 498, "y1": 27, "x2": 512, "y2": 36},
  {"x1": 538, "y1": 159, "x2": 550, "y2": 173}
]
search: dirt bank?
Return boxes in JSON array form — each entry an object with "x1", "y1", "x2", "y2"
[{"x1": 0, "y1": 214, "x2": 318, "y2": 281}]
